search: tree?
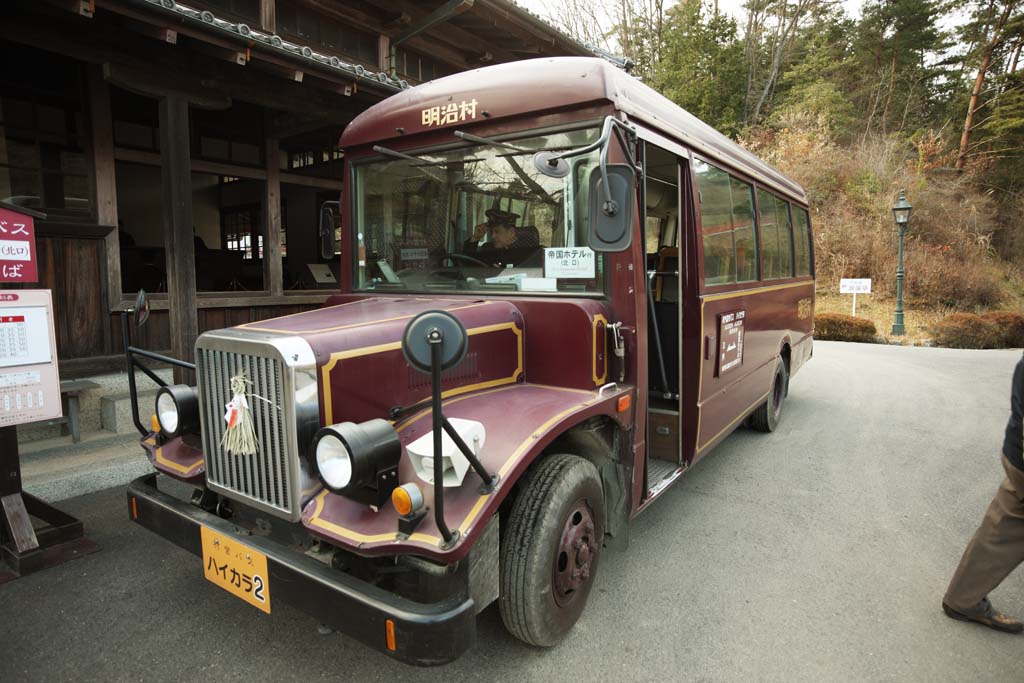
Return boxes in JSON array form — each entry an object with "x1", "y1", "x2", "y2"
[
  {"x1": 652, "y1": 0, "x2": 747, "y2": 134},
  {"x1": 954, "y1": 0, "x2": 1023, "y2": 171},
  {"x1": 742, "y1": 0, "x2": 819, "y2": 125}
]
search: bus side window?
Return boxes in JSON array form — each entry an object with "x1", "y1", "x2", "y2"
[
  {"x1": 792, "y1": 207, "x2": 812, "y2": 276},
  {"x1": 758, "y1": 190, "x2": 795, "y2": 280},
  {"x1": 695, "y1": 159, "x2": 756, "y2": 286}
]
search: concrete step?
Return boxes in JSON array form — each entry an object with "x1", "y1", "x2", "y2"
[
  {"x1": 16, "y1": 368, "x2": 173, "y2": 443},
  {"x1": 19, "y1": 430, "x2": 156, "y2": 503},
  {"x1": 101, "y1": 388, "x2": 161, "y2": 434}
]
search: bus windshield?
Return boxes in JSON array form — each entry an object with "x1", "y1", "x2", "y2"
[{"x1": 351, "y1": 127, "x2": 605, "y2": 294}]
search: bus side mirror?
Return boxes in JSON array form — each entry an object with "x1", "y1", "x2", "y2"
[
  {"x1": 587, "y1": 164, "x2": 635, "y2": 252},
  {"x1": 319, "y1": 201, "x2": 339, "y2": 260}
]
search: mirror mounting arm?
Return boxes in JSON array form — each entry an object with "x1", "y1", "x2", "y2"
[{"x1": 537, "y1": 116, "x2": 639, "y2": 213}]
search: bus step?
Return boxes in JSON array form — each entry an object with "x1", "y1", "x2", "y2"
[{"x1": 648, "y1": 457, "x2": 684, "y2": 497}]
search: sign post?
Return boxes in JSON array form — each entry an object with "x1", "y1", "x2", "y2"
[
  {"x1": 839, "y1": 278, "x2": 872, "y2": 317},
  {"x1": 0, "y1": 205, "x2": 95, "y2": 582}
]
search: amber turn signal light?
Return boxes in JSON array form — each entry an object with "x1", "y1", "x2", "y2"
[
  {"x1": 150, "y1": 413, "x2": 160, "y2": 433},
  {"x1": 617, "y1": 395, "x2": 631, "y2": 413},
  {"x1": 391, "y1": 483, "x2": 424, "y2": 517}
]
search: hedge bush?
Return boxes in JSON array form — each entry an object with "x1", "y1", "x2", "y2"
[
  {"x1": 979, "y1": 311, "x2": 1024, "y2": 348},
  {"x1": 929, "y1": 313, "x2": 1001, "y2": 349},
  {"x1": 814, "y1": 313, "x2": 877, "y2": 342}
]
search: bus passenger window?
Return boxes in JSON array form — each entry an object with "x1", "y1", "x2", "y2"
[
  {"x1": 792, "y1": 207, "x2": 812, "y2": 276},
  {"x1": 758, "y1": 190, "x2": 795, "y2": 279},
  {"x1": 695, "y1": 159, "x2": 757, "y2": 286}
]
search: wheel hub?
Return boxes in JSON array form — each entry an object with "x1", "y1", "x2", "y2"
[{"x1": 553, "y1": 499, "x2": 596, "y2": 606}]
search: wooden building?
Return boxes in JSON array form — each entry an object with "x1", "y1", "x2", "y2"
[{"x1": 0, "y1": 0, "x2": 589, "y2": 379}]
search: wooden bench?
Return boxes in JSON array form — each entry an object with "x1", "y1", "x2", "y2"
[{"x1": 36, "y1": 380, "x2": 100, "y2": 443}]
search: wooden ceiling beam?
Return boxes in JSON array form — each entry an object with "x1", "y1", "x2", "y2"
[
  {"x1": 0, "y1": 13, "x2": 374, "y2": 119},
  {"x1": 294, "y1": 0, "x2": 515, "y2": 67}
]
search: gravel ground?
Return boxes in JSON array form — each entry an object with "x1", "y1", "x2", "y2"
[{"x1": 1, "y1": 341, "x2": 1022, "y2": 682}]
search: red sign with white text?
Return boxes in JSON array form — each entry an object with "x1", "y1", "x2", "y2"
[{"x1": 0, "y1": 207, "x2": 38, "y2": 283}]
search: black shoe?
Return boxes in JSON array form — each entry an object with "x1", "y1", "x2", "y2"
[{"x1": 943, "y1": 601, "x2": 1024, "y2": 634}]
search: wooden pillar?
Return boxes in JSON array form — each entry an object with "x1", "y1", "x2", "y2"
[
  {"x1": 260, "y1": 0, "x2": 276, "y2": 33},
  {"x1": 379, "y1": 34, "x2": 391, "y2": 75},
  {"x1": 263, "y1": 111, "x2": 283, "y2": 296},
  {"x1": 0, "y1": 427, "x2": 21, "y2": 498},
  {"x1": 86, "y1": 66, "x2": 122, "y2": 313},
  {"x1": 159, "y1": 95, "x2": 198, "y2": 384}
]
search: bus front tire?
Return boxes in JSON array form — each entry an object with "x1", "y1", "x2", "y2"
[
  {"x1": 751, "y1": 358, "x2": 788, "y2": 433},
  {"x1": 499, "y1": 453, "x2": 605, "y2": 647}
]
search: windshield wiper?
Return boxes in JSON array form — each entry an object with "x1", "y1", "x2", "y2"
[
  {"x1": 453, "y1": 130, "x2": 553, "y2": 202},
  {"x1": 372, "y1": 145, "x2": 444, "y2": 182}
]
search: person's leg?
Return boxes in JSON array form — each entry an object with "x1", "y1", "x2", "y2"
[{"x1": 944, "y1": 457, "x2": 1024, "y2": 618}]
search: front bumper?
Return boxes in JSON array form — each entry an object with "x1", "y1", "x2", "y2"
[{"x1": 126, "y1": 474, "x2": 476, "y2": 666}]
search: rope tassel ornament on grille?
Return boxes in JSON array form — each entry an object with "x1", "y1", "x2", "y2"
[{"x1": 221, "y1": 372, "x2": 274, "y2": 457}]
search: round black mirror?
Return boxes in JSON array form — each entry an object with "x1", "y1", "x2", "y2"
[
  {"x1": 533, "y1": 151, "x2": 570, "y2": 178},
  {"x1": 134, "y1": 289, "x2": 150, "y2": 329},
  {"x1": 402, "y1": 310, "x2": 468, "y2": 374}
]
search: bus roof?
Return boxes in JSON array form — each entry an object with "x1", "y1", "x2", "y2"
[{"x1": 340, "y1": 57, "x2": 806, "y2": 204}]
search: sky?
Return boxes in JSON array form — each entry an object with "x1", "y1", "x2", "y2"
[{"x1": 516, "y1": 0, "x2": 868, "y2": 29}]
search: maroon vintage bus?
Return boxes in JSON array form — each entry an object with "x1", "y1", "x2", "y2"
[{"x1": 125, "y1": 56, "x2": 814, "y2": 665}]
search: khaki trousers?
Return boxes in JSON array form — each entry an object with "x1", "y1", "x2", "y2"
[{"x1": 945, "y1": 455, "x2": 1024, "y2": 615}]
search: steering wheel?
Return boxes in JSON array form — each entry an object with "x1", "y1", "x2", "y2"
[{"x1": 439, "y1": 252, "x2": 491, "y2": 269}]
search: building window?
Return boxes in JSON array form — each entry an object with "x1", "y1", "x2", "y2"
[
  {"x1": 277, "y1": 1, "x2": 378, "y2": 67},
  {"x1": 192, "y1": 101, "x2": 264, "y2": 167},
  {"x1": 395, "y1": 48, "x2": 454, "y2": 83},
  {"x1": 0, "y1": 45, "x2": 90, "y2": 217},
  {"x1": 222, "y1": 203, "x2": 262, "y2": 259}
]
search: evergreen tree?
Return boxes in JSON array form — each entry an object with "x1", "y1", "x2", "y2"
[{"x1": 651, "y1": 0, "x2": 747, "y2": 134}]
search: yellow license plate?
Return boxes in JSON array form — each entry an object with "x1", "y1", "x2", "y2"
[{"x1": 200, "y1": 526, "x2": 271, "y2": 614}]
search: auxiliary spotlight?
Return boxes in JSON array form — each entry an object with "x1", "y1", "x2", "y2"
[{"x1": 154, "y1": 384, "x2": 199, "y2": 438}]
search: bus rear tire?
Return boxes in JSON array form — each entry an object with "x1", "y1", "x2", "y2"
[
  {"x1": 499, "y1": 453, "x2": 605, "y2": 647},
  {"x1": 751, "y1": 358, "x2": 788, "y2": 433}
]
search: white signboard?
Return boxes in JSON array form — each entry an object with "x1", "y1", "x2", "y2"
[
  {"x1": 840, "y1": 278, "x2": 872, "y2": 294},
  {"x1": 544, "y1": 247, "x2": 596, "y2": 279},
  {"x1": 0, "y1": 290, "x2": 61, "y2": 427},
  {"x1": 0, "y1": 307, "x2": 54, "y2": 368}
]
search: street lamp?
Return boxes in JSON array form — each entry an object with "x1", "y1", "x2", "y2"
[{"x1": 891, "y1": 189, "x2": 912, "y2": 336}]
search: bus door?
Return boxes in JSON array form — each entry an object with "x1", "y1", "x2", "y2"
[{"x1": 639, "y1": 138, "x2": 686, "y2": 497}]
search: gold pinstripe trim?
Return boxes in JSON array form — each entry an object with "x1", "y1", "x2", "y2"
[
  {"x1": 321, "y1": 321, "x2": 524, "y2": 425},
  {"x1": 592, "y1": 314, "x2": 608, "y2": 386},
  {"x1": 696, "y1": 391, "x2": 770, "y2": 452},
  {"x1": 242, "y1": 301, "x2": 495, "y2": 335},
  {"x1": 306, "y1": 392, "x2": 609, "y2": 548},
  {"x1": 144, "y1": 437, "x2": 203, "y2": 476},
  {"x1": 702, "y1": 280, "x2": 812, "y2": 302},
  {"x1": 696, "y1": 279, "x2": 812, "y2": 449}
]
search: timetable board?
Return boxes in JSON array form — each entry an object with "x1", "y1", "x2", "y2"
[{"x1": 0, "y1": 290, "x2": 61, "y2": 427}]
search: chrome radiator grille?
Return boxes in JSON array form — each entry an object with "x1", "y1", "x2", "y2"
[{"x1": 197, "y1": 347, "x2": 292, "y2": 515}]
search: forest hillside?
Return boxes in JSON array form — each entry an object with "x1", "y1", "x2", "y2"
[{"x1": 544, "y1": 0, "x2": 1024, "y2": 338}]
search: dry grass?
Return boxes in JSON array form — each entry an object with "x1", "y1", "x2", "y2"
[
  {"x1": 815, "y1": 292, "x2": 948, "y2": 344},
  {"x1": 741, "y1": 119, "x2": 1021, "y2": 310},
  {"x1": 815, "y1": 289, "x2": 1024, "y2": 346}
]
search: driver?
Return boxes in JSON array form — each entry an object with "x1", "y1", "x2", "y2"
[{"x1": 463, "y1": 209, "x2": 542, "y2": 268}]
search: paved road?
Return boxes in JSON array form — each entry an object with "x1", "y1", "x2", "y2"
[{"x1": 2, "y1": 342, "x2": 1023, "y2": 681}]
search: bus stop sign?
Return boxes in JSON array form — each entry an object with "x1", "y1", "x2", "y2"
[{"x1": 0, "y1": 206, "x2": 38, "y2": 284}]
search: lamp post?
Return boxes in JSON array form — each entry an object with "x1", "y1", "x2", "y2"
[{"x1": 891, "y1": 189, "x2": 913, "y2": 336}]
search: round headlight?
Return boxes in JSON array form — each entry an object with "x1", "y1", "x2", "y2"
[
  {"x1": 154, "y1": 384, "x2": 199, "y2": 437},
  {"x1": 313, "y1": 419, "x2": 401, "y2": 503},
  {"x1": 156, "y1": 391, "x2": 179, "y2": 434},
  {"x1": 316, "y1": 434, "x2": 353, "y2": 490}
]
